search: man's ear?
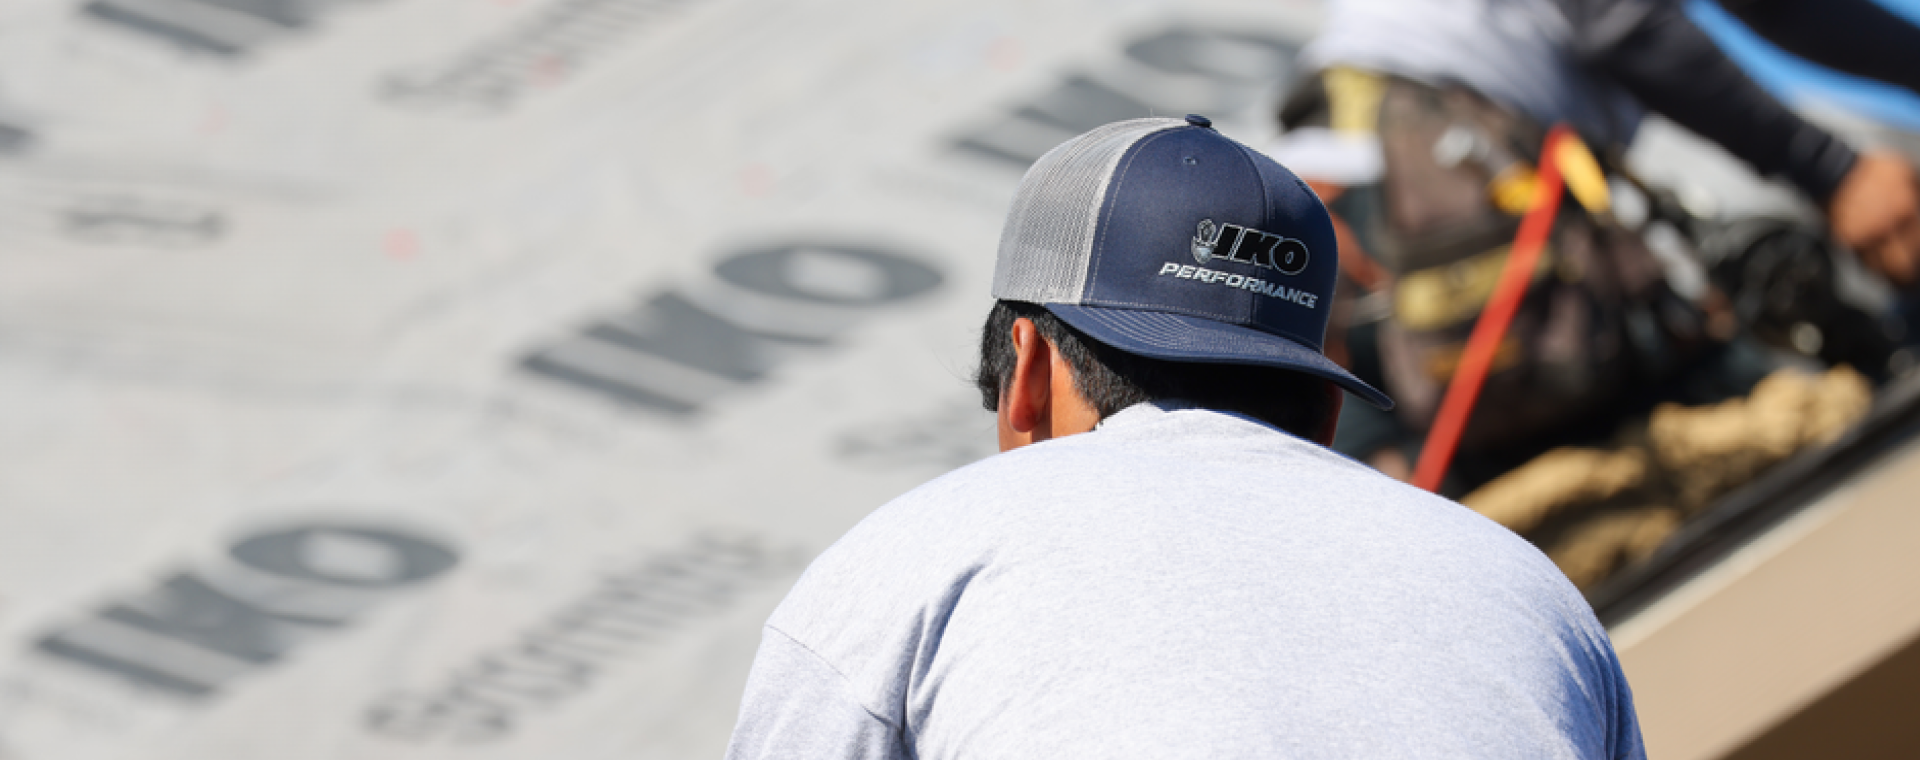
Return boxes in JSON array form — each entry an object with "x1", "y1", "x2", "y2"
[{"x1": 997, "y1": 318, "x2": 1054, "y2": 451}]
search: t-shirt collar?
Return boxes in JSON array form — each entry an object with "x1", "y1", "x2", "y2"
[{"x1": 1094, "y1": 398, "x2": 1206, "y2": 431}]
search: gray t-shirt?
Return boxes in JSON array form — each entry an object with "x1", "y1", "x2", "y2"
[{"x1": 726, "y1": 402, "x2": 1645, "y2": 759}]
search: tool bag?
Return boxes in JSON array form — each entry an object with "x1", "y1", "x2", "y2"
[{"x1": 1294, "y1": 71, "x2": 1691, "y2": 448}]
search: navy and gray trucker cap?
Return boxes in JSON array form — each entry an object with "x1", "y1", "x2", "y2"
[{"x1": 992, "y1": 115, "x2": 1393, "y2": 410}]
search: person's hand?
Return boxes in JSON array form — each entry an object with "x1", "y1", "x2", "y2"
[{"x1": 1827, "y1": 150, "x2": 1920, "y2": 289}]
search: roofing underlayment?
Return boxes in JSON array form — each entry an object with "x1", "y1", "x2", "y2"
[
  {"x1": 0, "y1": 0, "x2": 1915, "y2": 758},
  {"x1": 0, "y1": 1, "x2": 1320, "y2": 756}
]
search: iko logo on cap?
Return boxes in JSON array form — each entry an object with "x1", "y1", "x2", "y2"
[{"x1": 1190, "y1": 219, "x2": 1310, "y2": 276}]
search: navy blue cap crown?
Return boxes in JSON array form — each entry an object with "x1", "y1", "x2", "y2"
[{"x1": 991, "y1": 116, "x2": 1392, "y2": 410}]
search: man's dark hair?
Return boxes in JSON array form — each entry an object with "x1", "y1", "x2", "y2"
[{"x1": 975, "y1": 300, "x2": 1338, "y2": 440}]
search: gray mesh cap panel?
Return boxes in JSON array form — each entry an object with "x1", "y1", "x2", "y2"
[{"x1": 991, "y1": 118, "x2": 1187, "y2": 304}]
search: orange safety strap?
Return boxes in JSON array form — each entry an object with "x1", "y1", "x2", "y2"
[{"x1": 1410, "y1": 125, "x2": 1571, "y2": 493}]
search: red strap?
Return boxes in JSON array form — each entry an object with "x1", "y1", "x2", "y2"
[{"x1": 1411, "y1": 126, "x2": 1571, "y2": 493}]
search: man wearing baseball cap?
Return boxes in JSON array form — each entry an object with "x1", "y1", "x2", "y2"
[{"x1": 725, "y1": 117, "x2": 1644, "y2": 758}]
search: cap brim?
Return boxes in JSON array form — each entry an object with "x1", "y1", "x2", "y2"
[{"x1": 1046, "y1": 304, "x2": 1394, "y2": 411}]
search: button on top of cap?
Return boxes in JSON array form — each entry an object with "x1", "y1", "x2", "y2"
[{"x1": 1185, "y1": 114, "x2": 1213, "y2": 129}]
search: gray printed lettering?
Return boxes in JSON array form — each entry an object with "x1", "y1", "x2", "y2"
[
  {"x1": 715, "y1": 245, "x2": 942, "y2": 306},
  {"x1": 453, "y1": 651, "x2": 593, "y2": 704},
  {"x1": 231, "y1": 526, "x2": 458, "y2": 588},
  {"x1": 521, "y1": 243, "x2": 942, "y2": 414},
  {"x1": 98, "y1": 573, "x2": 318, "y2": 665},
  {"x1": 36, "y1": 523, "x2": 460, "y2": 701},
  {"x1": 35, "y1": 630, "x2": 222, "y2": 697},
  {"x1": 365, "y1": 534, "x2": 800, "y2": 743}
]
